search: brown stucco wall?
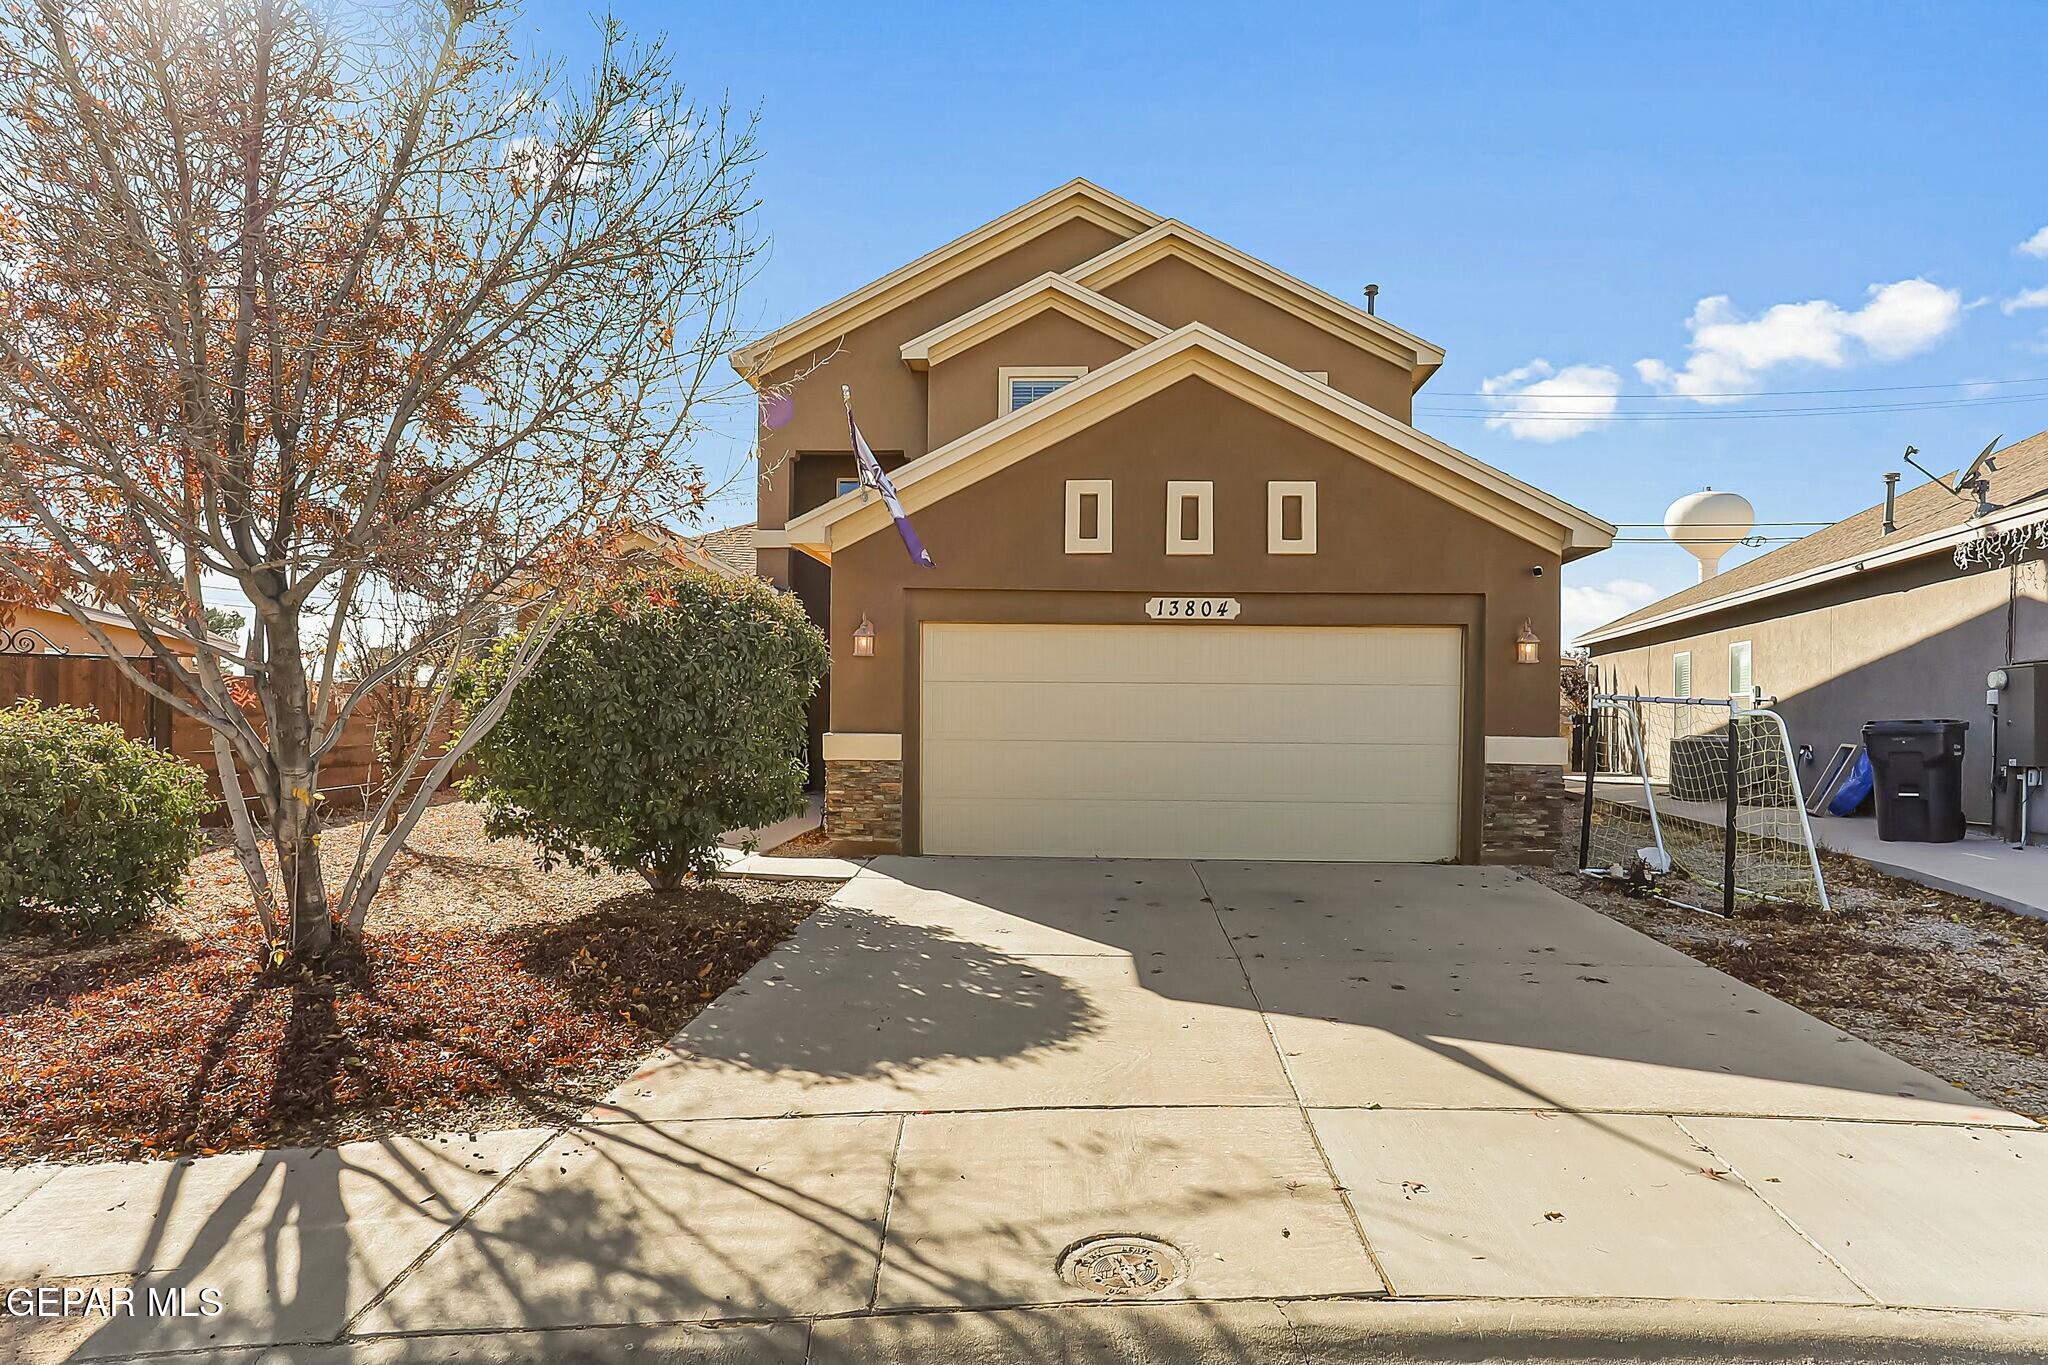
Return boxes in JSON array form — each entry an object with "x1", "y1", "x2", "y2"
[
  {"x1": 1097, "y1": 255, "x2": 1416, "y2": 422},
  {"x1": 753, "y1": 217, "x2": 1132, "y2": 535},
  {"x1": 1587, "y1": 552, "x2": 2048, "y2": 829},
  {"x1": 826, "y1": 376, "x2": 1563, "y2": 858},
  {"x1": 925, "y1": 309, "x2": 1139, "y2": 449}
]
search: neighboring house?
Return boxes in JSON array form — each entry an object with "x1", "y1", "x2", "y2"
[
  {"x1": 1580, "y1": 430, "x2": 2048, "y2": 834},
  {"x1": 688, "y1": 523, "x2": 759, "y2": 579},
  {"x1": 738, "y1": 179, "x2": 1614, "y2": 861},
  {"x1": 3, "y1": 600, "x2": 236, "y2": 657},
  {"x1": 607, "y1": 521, "x2": 757, "y2": 580}
]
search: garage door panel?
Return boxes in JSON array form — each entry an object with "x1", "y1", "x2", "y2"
[
  {"x1": 921, "y1": 798, "x2": 1459, "y2": 862},
  {"x1": 924, "y1": 739, "x2": 1461, "y2": 804},
  {"x1": 919, "y1": 624, "x2": 1462, "y2": 861},
  {"x1": 924, "y1": 682, "x2": 1460, "y2": 746},
  {"x1": 923, "y1": 623, "x2": 1462, "y2": 686}
]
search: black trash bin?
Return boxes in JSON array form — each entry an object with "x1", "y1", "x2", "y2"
[{"x1": 1861, "y1": 719, "x2": 1969, "y2": 843}]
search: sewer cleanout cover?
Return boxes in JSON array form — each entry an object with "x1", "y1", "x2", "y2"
[{"x1": 1056, "y1": 1234, "x2": 1189, "y2": 1299}]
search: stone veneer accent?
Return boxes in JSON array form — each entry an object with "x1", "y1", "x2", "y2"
[
  {"x1": 1482, "y1": 762, "x2": 1564, "y2": 864},
  {"x1": 825, "y1": 758, "x2": 903, "y2": 847}
]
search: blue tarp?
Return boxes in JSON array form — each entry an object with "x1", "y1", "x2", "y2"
[{"x1": 1828, "y1": 751, "x2": 1874, "y2": 816}]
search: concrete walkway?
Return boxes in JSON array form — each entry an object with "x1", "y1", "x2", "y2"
[
  {"x1": 5, "y1": 860, "x2": 2046, "y2": 1363},
  {"x1": 1811, "y1": 813, "x2": 2048, "y2": 922}
]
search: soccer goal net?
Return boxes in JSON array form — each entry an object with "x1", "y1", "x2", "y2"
[{"x1": 1575, "y1": 692, "x2": 1831, "y2": 912}]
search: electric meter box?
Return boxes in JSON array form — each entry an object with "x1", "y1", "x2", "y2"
[{"x1": 1997, "y1": 661, "x2": 2048, "y2": 768}]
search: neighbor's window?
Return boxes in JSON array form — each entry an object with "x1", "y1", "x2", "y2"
[
  {"x1": 1166, "y1": 480, "x2": 1214, "y2": 555},
  {"x1": 1729, "y1": 641, "x2": 1753, "y2": 698},
  {"x1": 1672, "y1": 651, "x2": 1692, "y2": 698},
  {"x1": 836, "y1": 477, "x2": 860, "y2": 497},
  {"x1": 999, "y1": 366, "x2": 1088, "y2": 413},
  {"x1": 1267, "y1": 480, "x2": 1317, "y2": 554},
  {"x1": 1300, "y1": 370, "x2": 1330, "y2": 385},
  {"x1": 1065, "y1": 479, "x2": 1113, "y2": 554}
]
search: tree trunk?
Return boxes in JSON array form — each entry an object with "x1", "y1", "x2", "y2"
[{"x1": 266, "y1": 631, "x2": 333, "y2": 959}]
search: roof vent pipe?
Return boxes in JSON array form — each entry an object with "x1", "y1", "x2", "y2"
[
  {"x1": 1883, "y1": 471, "x2": 1900, "y2": 534},
  {"x1": 1363, "y1": 283, "x2": 1379, "y2": 316}
]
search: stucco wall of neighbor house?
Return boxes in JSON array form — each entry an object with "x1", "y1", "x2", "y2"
[
  {"x1": 3, "y1": 605, "x2": 153, "y2": 655},
  {"x1": 1587, "y1": 551, "x2": 2048, "y2": 831},
  {"x1": 925, "y1": 309, "x2": 1138, "y2": 450},
  {"x1": 824, "y1": 376, "x2": 1564, "y2": 860},
  {"x1": 751, "y1": 217, "x2": 1131, "y2": 537},
  {"x1": 1095, "y1": 254, "x2": 1418, "y2": 422}
]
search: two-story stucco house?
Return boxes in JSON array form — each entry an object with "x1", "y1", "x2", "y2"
[{"x1": 735, "y1": 180, "x2": 1614, "y2": 863}]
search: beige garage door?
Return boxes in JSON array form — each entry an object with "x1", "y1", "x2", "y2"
[{"x1": 919, "y1": 623, "x2": 1462, "y2": 860}]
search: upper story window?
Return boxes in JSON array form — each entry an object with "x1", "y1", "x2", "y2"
[
  {"x1": 1300, "y1": 370, "x2": 1329, "y2": 385},
  {"x1": 999, "y1": 365, "x2": 1088, "y2": 414},
  {"x1": 836, "y1": 477, "x2": 861, "y2": 498},
  {"x1": 1672, "y1": 651, "x2": 1692, "y2": 698}
]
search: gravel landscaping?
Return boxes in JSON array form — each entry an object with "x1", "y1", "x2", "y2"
[
  {"x1": 1528, "y1": 849, "x2": 2048, "y2": 1121},
  {"x1": 0, "y1": 802, "x2": 840, "y2": 1166}
]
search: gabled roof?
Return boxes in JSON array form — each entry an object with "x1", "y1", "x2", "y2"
[
  {"x1": 785, "y1": 324, "x2": 1612, "y2": 563},
  {"x1": 1064, "y1": 221, "x2": 1448, "y2": 391},
  {"x1": 1580, "y1": 430, "x2": 2048, "y2": 648},
  {"x1": 898, "y1": 273, "x2": 1168, "y2": 369},
  {"x1": 730, "y1": 179, "x2": 1162, "y2": 381}
]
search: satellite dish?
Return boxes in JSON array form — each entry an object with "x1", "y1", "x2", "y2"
[
  {"x1": 1954, "y1": 434, "x2": 2003, "y2": 518},
  {"x1": 1664, "y1": 488, "x2": 1755, "y2": 582}
]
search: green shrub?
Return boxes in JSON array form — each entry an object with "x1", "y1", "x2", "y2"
[
  {"x1": 0, "y1": 701, "x2": 210, "y2": 935},
  {"x1": 461, "y1": 567, "x2": 828, "y2": 888}
]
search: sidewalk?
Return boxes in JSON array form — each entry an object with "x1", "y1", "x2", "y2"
[{"x1": 1811, "y1": 814, "x2": 2048, "y2": 922}]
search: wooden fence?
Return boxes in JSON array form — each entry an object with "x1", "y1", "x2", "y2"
[{"x1": 0, "y1": 654, "x2": 454, "y2": 824}]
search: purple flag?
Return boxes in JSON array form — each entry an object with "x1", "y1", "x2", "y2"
[{"x1": 844, "y1": 385, "x2": 936, "y2": 568}]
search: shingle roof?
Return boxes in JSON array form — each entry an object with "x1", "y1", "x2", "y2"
[
  {"x1": 1585, "y1": 429, "x2": 2048, "y2": 644},
  {"x1": 689, "y1": 523, "x2": 757, "y2": 578}
]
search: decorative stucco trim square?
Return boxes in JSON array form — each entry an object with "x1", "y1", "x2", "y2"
[
  {"x1": 1166, "y1": 480, "x2": 1214, "y2": 555},
  {"x1": 822, "y1": 732, "x2": 903, "y2": 761},
  {"x1": 1065, "y1": 479, "x2": 1113, "y2": 554},
  {"x1": 1267, "y1": 480, "x2": 1317, "y2": 554}
]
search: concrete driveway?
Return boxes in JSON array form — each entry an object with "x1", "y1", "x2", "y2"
[{"x1": 9, "y1": 860, "x2": 2048, "y2": 1362}]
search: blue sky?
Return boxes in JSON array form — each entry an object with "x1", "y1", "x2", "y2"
[{"x1": 535, "y1": 1, "x2": 2048, "y2": 641}]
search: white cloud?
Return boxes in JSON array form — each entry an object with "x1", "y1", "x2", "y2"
[
  {"x1": 2002, "y1": 286, "x2": 2048, "y2": 316},
  {"x1": 1564, "y1": 578, "x2": 1662, "y2": 646},
  {"x1": 1480, "y1": 360, "x2": 1624, "y2": 442},
  {"x1": 1635, "y1": 278, "x2": 1961, "y2": 402},
  {"x1": 2019, "y1": 226, "x2": 2048, "y2": 260}
]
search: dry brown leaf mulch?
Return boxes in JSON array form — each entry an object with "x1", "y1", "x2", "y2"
[
  {"x1": 0, "y1": 875, "x2": 837, "y2": 1168},
  {"x1": 1528, "y1": 850, "x2": 2048, "y2": 1119}
]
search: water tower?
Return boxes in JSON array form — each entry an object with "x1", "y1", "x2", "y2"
[{"x1": 1664, "y1": 488, "x2": 1754, "y2": 581}]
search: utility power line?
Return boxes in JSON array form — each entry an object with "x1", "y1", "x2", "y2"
[
  {"x1": 1429, "y1": 374, "x2": 2048, "y2": 400},
  {"x1": 1418, "y1": 391, "x2": 2048, "y2": 422}
]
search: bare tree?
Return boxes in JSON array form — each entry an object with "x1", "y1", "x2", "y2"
[{"x1": 0, "y1": 0, "x2": 757, "y2": 961}]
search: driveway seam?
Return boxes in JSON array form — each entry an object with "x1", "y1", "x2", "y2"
[
  {"x1": 1187, "y1": 860, "x2": 1395, "y2": 1299},
  {"x1": 1671, "y1": 1115, "x2": 1884, "y2": 1306},
  {"x1": 864, "y1": 1115, "x2": 909, "y2": 1311},
  {"x1": 573, "y1": 1101, "x2": 2032, "y2": 1126}
]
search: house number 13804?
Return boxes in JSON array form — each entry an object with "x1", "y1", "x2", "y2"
[{"x1": 1145, "y1": 597, "x2": 1240, "y2": 620}]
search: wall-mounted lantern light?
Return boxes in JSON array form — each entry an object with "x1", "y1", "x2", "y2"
[
  {"x1": 852, "y1": 614, "x2": 876, "y2": 658},
  {"x1": 1515, "y1": 619, "x2": 1542, "y2": 665}
]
